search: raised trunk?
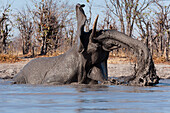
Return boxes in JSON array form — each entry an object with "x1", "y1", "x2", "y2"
[{"x1": 97, "y1": 30, "x2": 160, "y2": 86}]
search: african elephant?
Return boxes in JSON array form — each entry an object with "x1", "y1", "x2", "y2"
[
  {"x1": 13, "y1": 4, "x2": 110, "y2": 85},
  {"x1": 13, "y1": 4, "x2": 159, "y2": 86},
  {"x1": 94, "y1": 30, "x2": 159, "y2": 86}
]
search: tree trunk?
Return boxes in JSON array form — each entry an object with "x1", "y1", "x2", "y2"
[
  {"x1": 164, "y1": 31, "x2": 170, "y2": 61},
  {"x1": 145, "y1": 36, "x2": 149, "y2": 48},
  {"x1": 149, "y1": 24, "x2": 154, "y2": 56},
  {"x1": 159, "y1": 34, "x2": 163, "y2": 57},
  {"x1": 126, "y1": 18, "x2": 131, "y2": 36},
  {"x1": 22, "y1": 40, "x2": 25, "y2": 55},
  {"x1": 32, "y1": 46, "x2": 35, "y2": 57},
  {"x1": 120, "y1": 19, "x2": 125, "y2": 34},
  {"x1": 0, "y1": 42, "x2": 3, "y2": 53},
  {"x1": 2, "y1": 37, "x2": 7, "y2": 54},
  {"x1": 40, "y1": 36, "x2": 47, "y2": 55},
  {"x1": 22, "y1": 38, "x2": 30, "y2": 55},
  {"x1": 145, "y1": 22, "x2": 150, "y2": 48}
]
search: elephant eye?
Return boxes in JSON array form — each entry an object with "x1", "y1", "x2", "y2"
[{"x1": 87, "y1": 43, "x2": 100, "y2": 52}]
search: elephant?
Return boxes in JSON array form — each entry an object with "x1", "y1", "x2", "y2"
[
  {"x1": 93, "y1": 30, "x2": 159, "y2": 86},
  {"x1": 13, "y1": 4, "x2": 159, "y2": 86},
  {"x1": 13, "y1": 4, "x2": 110, "y2": 85}
]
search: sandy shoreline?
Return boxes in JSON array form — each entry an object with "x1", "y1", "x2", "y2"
[
  {"x1": 0, "y1": 59, "x2": 170, "y2": 79},
  {"x1": 108, "y1": 63, "x2": 170, "y2": 79}
]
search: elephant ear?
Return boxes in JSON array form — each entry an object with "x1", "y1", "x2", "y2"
[{"x1": 76, "y1": 4, "x2": 86, "y2": 53}]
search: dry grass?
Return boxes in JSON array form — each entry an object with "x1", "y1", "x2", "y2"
[
  {"x1": 0, "y1": 54, "x2": 22, "y2": 63},
  {"x1": 108, "y1": 50, "x2": 136, "y2": 64},
  {"x1": 0, "y1": 50, "x2": 169, "y2": 65},
  {"x1": 108, "y1": 51, "x2": 170, "y2": 64},
  {"x1": 31, "y1": 50, "x2": 64, "y2": 58},
  {"x1": 108, "y1": 55, "x2": 170, "y2": 65},
  {"x1": 153, "y1": 56, "x2": 170, "y2": 65}
]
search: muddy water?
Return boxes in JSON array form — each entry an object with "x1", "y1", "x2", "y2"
[{"x1": 0, "y1": 79, "x2": 170, "y2": 113}]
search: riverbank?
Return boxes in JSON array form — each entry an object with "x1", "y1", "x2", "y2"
[{"x1": 0, "y1": 57, "x2": 169, "y2": 79}]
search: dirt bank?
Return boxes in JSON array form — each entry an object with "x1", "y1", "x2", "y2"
[
  {"x1": 108, "y1": 63, "x2": 170, "y2": 79},
  {"x1": 0, "y1": 58, "x2": 170, "y2": 79},
  {"x1": 0, "y1": 59, "x2": 30, "y2": 79}
]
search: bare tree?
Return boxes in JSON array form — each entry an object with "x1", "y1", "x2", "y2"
[
  {"x1": 31, "y1": 0, "x2": 74, "y2": 55},
  {"x1": 15, "y1": 9, "x2": 33, "y2": 55},
  {"x1": 153, "y1": 0, "x2": 170, "y2": 60},
  {"x1": 0, "y1": 3, "x2": 12, "y2": 54},
  {"x1": 105, "y1": 0, "x2": 153, "y2": 37},
  {"x1": 135, "y1": 0, "x2": 169, "y2": 60},
  {"x1": 85, "y1": 0, "x2": 93, "y2": 32},
  {"x1": 99, "y1": 10, "x2": 117, "y2": 30}
]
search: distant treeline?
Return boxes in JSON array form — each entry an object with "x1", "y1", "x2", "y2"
[{"x1": 0, "y1": 0, "x2": 169, "y2": 61}]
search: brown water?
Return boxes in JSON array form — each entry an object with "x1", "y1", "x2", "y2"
[{"x1": 0, "y1": 79, "x2": 170, "y2": 113}]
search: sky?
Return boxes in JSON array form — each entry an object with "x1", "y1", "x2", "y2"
[
  {"x1": 8, "y1": 0, "x2": 105, "y2": 20},
  {"x1": 1, "y1": 0, "x2": 170, "y2": 37},
  {"x1": 1, "y1": 0, "x2": 106, "y2": 37}
]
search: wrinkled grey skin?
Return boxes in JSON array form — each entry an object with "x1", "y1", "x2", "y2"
[
  {"x1": 94, "y1": 30, "x2": 159, "y2": 86},
  {"x1": 13, "y1": 4, "x2": 109, "y2": 85},
  {"x1": 13, "y1": 4, "x2": 159, "y2": 86}
]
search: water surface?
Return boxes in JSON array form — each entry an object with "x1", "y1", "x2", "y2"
[{"x1": 0, "y1": 79, "x2": 170, "y2": 113}]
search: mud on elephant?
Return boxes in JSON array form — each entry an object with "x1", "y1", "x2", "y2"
[
  {"x1": 13, "y1": 4, "x2": 159, "y2": 86},
  {"x1": 13, "y1": 4, "x2": 109, "y2": 85}
]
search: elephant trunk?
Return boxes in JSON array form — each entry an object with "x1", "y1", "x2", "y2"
[{"x1": 96, "y1": 30, "x2": 160, "y2": 86}]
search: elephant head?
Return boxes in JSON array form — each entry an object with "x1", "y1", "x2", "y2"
[
  {"x1": 75, "y1": 4, "x2": 110, "y2": 84},
  {"x1": 92, "y1": 30, "x2": 159, "y2": 86},
  {"x1": 76, "y1": 4, "x2": 159, "y2": 86}
]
